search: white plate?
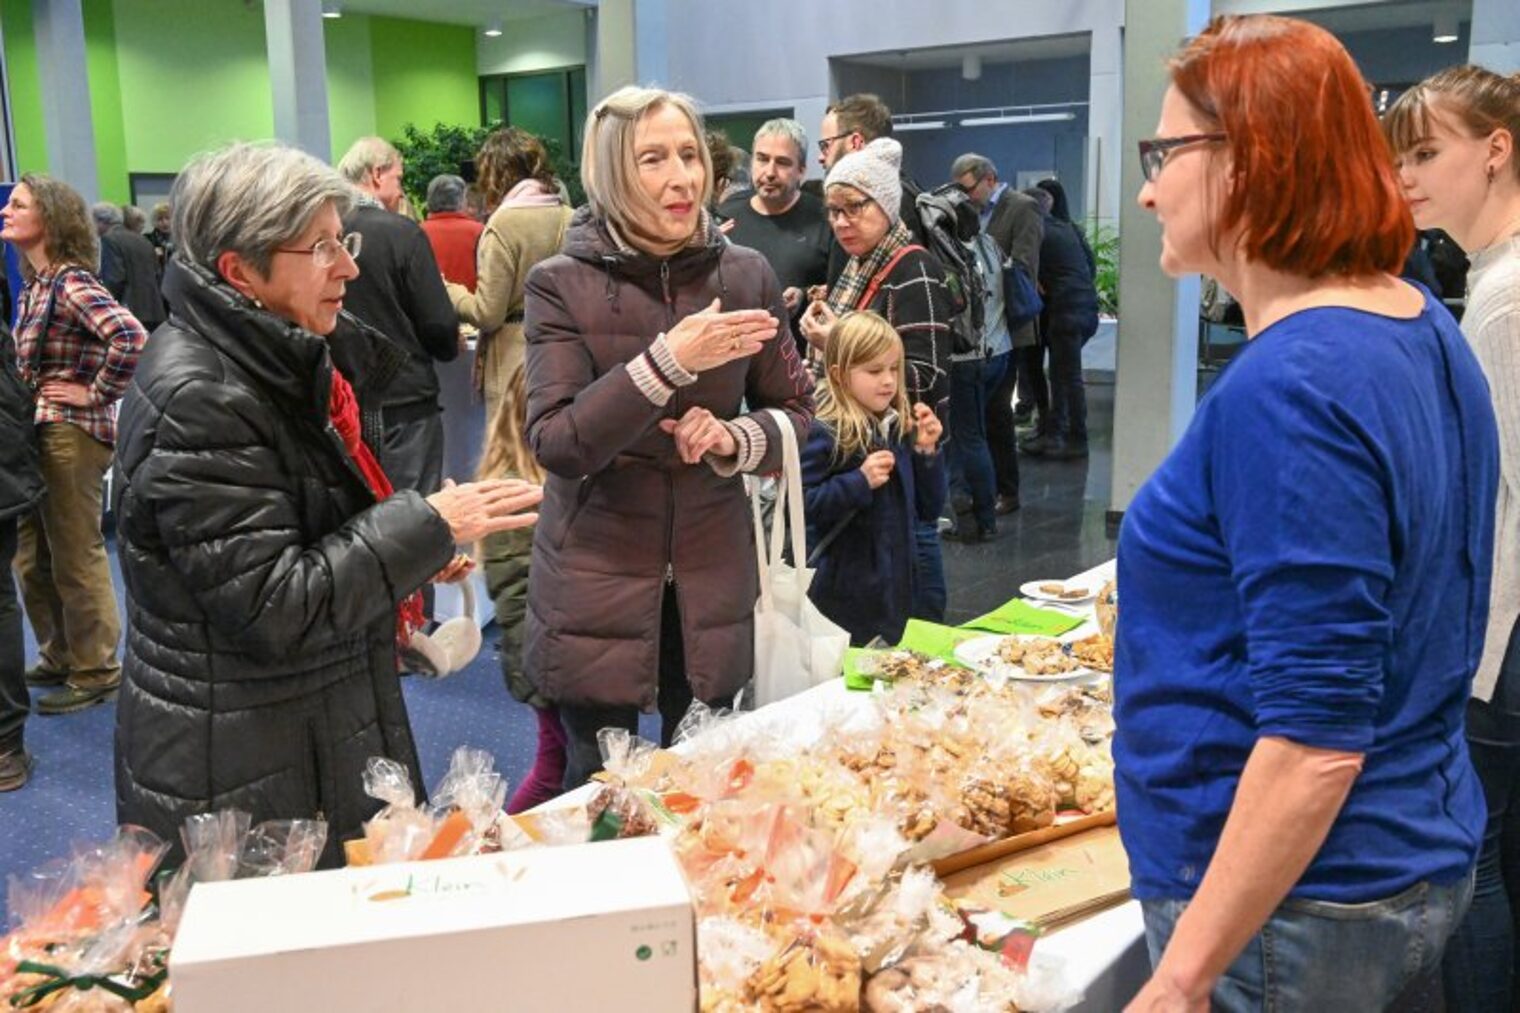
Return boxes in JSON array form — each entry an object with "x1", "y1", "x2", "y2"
[
  {"x1": 1021, "y1": 579, "x2": 1099, "y2": 604},
  {"x1": 953, "y1": 634, "x2": 1101, "y2": 683}
]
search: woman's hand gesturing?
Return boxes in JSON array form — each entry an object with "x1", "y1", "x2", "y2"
[
  {"x1": 664, "y1": 298, "x2": 778, "y2": 373},
  {"x1": 660, "y1": 406, "x2": 737, "y2": 464},
  {"x1": 426, "y1": 478, "x2": 543, "y2": 543}
]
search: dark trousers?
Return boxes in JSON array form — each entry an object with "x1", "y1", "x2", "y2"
[
  {"x1": 1443, "y1": 619, "x2": 1520, "y2": 1012},
  {"x1": 1015, "y1": 340, "x2": 1049, "y2": 431},
  {"x1": 1046, "y1": 318, "x2": 1089, "y2": 442},
  {"x1": 911, "y1": 520, "x2": 947, "y2": 622},
  {"x1": 986, "y1": 352, "x2": 1021, "y2": 499},
  {"x1": 948, "y1": 355, "x2": 1004, "y2": 531},
  {"x1": 560, "y1": 586, "x2": 706, "y2": 792},
  {"x1": 380, "y1": 409, "x2": 445, "y2": 497},
  {"x1": 0, "y1": 518, "x2": 26, "y2": 754}
]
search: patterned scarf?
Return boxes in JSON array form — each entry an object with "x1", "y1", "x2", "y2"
[
  {"x1": 826, "y1": 219, "x2": 915, "y2": 315},
  {"x1": 328, "y1": 368, "x2": 427, "y2": 653}
]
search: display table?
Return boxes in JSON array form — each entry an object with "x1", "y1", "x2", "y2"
[{"x1": 539, "y1": 558, "x2": 1150, "y2": 1009}]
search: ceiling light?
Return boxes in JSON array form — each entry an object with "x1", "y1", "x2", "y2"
[
  {"x1": 961, "y1": 112, "x2": 1076, "y2": 126},
  {"x1": 321, "y1": 1, "x2": 341, "y2": 18},
  {"x1": 893, "y1": 119, "x2": 948, "y2": 132},
  {"x1": 1432, "y1": 13, "x2": 1459, "y2": 43},
  {"x1": 483, "y1": 19, "x2": 503, "y2": 37}
]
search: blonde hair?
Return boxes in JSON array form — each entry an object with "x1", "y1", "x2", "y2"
[
  {"x1": 477, "y1": 364, "x2": 545, "y2": 486},
  {"x1": 816, "y1": 311, "x2": 911, "y2": 464},
  {"x1": 581, "y1": 85, "x2": 712, "y2": 240},
  {"x1": 1384, "y1": 66, "x2": 1520, "y2": 183},
  {"x1": 337, "y1": 136, "x2": 401, "y2": 186}
]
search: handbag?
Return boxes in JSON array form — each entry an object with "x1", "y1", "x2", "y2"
[{"x1": 750, "y1": 408, "x2": 850, "y2": 707}]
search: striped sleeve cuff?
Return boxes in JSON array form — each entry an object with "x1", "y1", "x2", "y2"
[
  {"x1": 708, "y1": 413, "x2": 769, "y2": 477},
  {"x1": 628, "y1": 333, "x2": 698, "y2": 407}
]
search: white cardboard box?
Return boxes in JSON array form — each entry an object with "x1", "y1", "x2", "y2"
[{"x1": 170, "y1": 836, "x2": 696, "y2": 1011}]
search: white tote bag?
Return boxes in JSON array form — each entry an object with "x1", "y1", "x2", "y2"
[{"x1": 751, "y1": 409, "x2": 850, "y2": 707}]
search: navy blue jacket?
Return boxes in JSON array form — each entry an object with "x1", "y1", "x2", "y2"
[
  {"x1": 1036, "y1": 212, "x2": 1099, "y2": 337},
  {"x1": 801, "y1": 418, "x2": 947, "y2": 646}
]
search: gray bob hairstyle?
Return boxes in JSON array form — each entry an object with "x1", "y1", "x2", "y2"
[
  {"x1": 582, "y1": 85, "x2": 712, "y2": 235},
  {"x1": 172, "y1": 141, "x2": 354, "y2": 276}
]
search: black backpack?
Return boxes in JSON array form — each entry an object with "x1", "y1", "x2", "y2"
[{"x1": 910, "y1": 181, "x2": 986, "y2": 355}]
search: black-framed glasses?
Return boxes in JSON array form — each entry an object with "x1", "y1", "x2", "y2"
[
  {"x1": 824, "y1": 197, "x2": 874, "y2": 223},
  {"x1": 816, "y1": 132, "x2": 853, "y2": 155},
  {"x1": 276, "y1": 231, "x2": 362, "y2": 269},
  {"x1": 1138, "y1": 133, "x2": 1227, "y2": 183}
]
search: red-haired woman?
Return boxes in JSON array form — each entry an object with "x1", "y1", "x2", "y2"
[{"x1": 1115, "y1": 16, "x2": 1495, "y2": 1010}]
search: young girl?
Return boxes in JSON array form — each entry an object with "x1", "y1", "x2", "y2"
[
  {"x1": 801, "y1": 311, "x2": 946, "y2": 647},
  {"x1": 477, "y1": 364, "x2": 565, "y2": 813},
  {"x1": 1385, "y1": 66, "x2": 1520, "y2": 1013}
]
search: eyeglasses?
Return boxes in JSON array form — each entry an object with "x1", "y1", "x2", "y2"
[
  {"x1": 1138, "y1": 134, "x2": 1227, "y2": 183},
  {"x1": 276, "y1": 231, "x2": 362, "y2": 269},
  {"x1": 824, "y1": 198, "x2": 874, "y2": 223},
  {"x1": 816, "y1": 133, "x2": 853, "y2": 155}
]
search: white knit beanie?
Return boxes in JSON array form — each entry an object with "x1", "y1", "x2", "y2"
[{"x1": 825, "y1": 137, "x2": 903, "y2": 224}]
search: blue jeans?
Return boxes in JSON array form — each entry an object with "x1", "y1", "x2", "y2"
[
  {"x1": 1142, "y1": 875, "x2": 1473, "y2": 1011},
  {"x1": 1443, "y1": 618, "x2": 1520, "y2": 1012},
  {"x1": 948, "y1": 355, "x2": 1004, "y2": 531},
  {"x1": 911, "y1": 519, "x2": 946, "y2": 622}
]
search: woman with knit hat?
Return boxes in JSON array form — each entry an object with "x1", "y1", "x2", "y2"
[{"x1": 800, "y1": 136, "x2": 954, "y2": 621}]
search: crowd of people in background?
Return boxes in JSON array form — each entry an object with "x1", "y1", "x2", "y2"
[{"x1": 1, "y1": 15, "x2": 1518, "y2": 1006}]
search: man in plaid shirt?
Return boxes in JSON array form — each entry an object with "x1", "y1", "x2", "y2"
[{"x1": 7, "y1": 180, "x2": 148, "y2": 715}]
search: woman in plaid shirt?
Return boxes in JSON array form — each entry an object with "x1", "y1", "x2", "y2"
[{"x1": 1, "y1": 175, "x2": 147, "y2": 716}]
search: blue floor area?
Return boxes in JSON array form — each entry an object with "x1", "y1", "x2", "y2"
[{"x1": 0, "y1": 384, "x2": 1117, "y2": 880}]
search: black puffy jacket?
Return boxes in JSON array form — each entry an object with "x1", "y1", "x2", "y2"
[
  {"x1": 0, "y1": 323, "x2": 44, "y2": 522},
  {"x1": 112, "y1": 259, "x2": 455, "y2": 867}
]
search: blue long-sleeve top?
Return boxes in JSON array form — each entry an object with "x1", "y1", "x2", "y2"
[
  {"x1": 1114, "y1": 289, "x2": 1497, "y2": 904},
  {"x1": 801, "y1": 417, "x2": 947, "y2": 646}
]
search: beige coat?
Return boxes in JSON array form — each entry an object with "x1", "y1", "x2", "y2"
[{"x1": 447, "y1": 200, "x2": 573, "y2": 415}]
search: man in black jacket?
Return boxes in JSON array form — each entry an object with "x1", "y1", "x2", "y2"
[
  {"x1": 336, "y1": 136, "x2": 459, "y2": 496},
  {"x1": 0, "y1": 322, "x2": 46, "y2": 790},
  {"x1": 93, "y1": 203, "x2": 166, "y2": 330}
]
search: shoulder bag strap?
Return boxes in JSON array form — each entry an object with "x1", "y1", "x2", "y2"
[{"x1": 855, "y1": 244, "x2": 925, "y2": 312}]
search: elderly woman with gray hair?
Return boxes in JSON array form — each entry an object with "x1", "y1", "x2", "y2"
[
  {"x1": 112, "y1": 141, "x2": 542, "y2": 866},
  {"x1": 523, "y1": 85, "x2": 813, "y2": 789}
]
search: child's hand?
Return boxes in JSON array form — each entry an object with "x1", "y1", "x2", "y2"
[
  {"x1": 860, "y1": 450, "x2": 896, "y2": 489},
  {"x1": 912, "y1": 403, "x2": 943, "y2": 453}
]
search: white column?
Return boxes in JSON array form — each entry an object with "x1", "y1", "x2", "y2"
[
  {"x1": 1086, "y1": 20, "x2": 1124, "y2": 228},
  {"x1": 1469, "y1": 0, "x2": 1520, "y2": 72},
  {"x1": 264, "y1": 0, "x2": 331, "y2": 161},
  {"x1": 31, "y1": 0, "x2": 98, "y2": 199},
  {"x1": 1107, "y1": 0, "x2": 1210, "y2": 523},
  {"x1": 593, "y1": 0, "x2": 638, "y2": 101}
]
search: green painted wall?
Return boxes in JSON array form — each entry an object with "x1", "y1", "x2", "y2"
[
  {"x1": 325, "y1": 14, "x2": 376, "y2": 158},
  {"x1": 2, "y1": 3, "x2": 478, "y2": 195},
  {"x1": 369, "y1": 16, "x2": 478, "y2": 140},
  {"x1": 83, "y1": 0, "x2": 128, "y2": 202},
  {"x1": 2, "y1": 0, "x2": 48, "y2": 174},
  {"x1": 112, "y1": 0, "x2": 272, "y2": 175}
]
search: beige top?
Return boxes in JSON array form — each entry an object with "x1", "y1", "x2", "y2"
[
  {"x1": 1464, "y1": 234, "x2": 1520, "y2": 701},
  {"x1": 447, "y1": 201, "x2": 572, "y2": 403}
]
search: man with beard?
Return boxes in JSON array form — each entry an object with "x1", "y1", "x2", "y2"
[{"x1": 719, "y1": 118, "x2": 833, "y2": 350}]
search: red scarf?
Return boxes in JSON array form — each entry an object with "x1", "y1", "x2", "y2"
[{"x1": 328, "y1": 369, "x2": 427, "y2": 653}]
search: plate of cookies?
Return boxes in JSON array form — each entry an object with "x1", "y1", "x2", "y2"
[
  {"x1": 1020, "y1": 579, "x2": 1100, "y2": 605},
  {"x1": 953, "y1": 634, "x2": 1106, "y2": 682}
]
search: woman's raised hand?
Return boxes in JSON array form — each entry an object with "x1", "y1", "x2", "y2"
[
  {"x1": 665, "y1": 298, "x2": 778, "y2": 373},
  {"x1": 798, "y1": 299, "x2": 838, "y2": 351},
  {"x1": 426, "y1": 478, "x2": 543, "y2": 544}
]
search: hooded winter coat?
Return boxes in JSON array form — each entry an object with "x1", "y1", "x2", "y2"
[
  {"x1": 112, "y1": 258, "x2": 455, "y2": 867},
  {"x1": 523, "y1": 209, "x2": 814, "y2": 709}
]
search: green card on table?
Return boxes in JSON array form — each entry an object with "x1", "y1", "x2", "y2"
[
  {"x1": 962, "y1": 598, "x2": 1084, "y2": 637},
  {"x1": 842, "y1": 606, "x2": 1085, "y2": 691}
]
